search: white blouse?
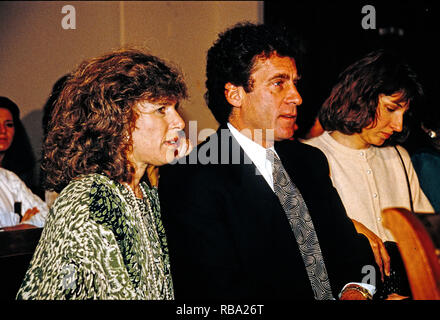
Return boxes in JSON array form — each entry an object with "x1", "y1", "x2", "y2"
[
  {"x1": 0, "y1": 168, "x2": 48, "y2": 228},
  {"x1": 303, "y1": 131, "x2": 434, "y2": 242}
]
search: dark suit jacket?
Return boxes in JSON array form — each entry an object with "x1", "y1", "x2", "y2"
[{"x1": 159, "y1": 126, "x2": 377, "y2": 300}]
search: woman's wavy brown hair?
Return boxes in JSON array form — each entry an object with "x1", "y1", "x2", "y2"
[
  {"x1": 319, "y1": 49, "x2": 423, "y2": 141},
  {"x1": 42, "y1": 48, "x2": 187, "y2": 193}
]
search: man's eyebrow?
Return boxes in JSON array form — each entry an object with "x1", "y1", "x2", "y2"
[
  {"x1": 269, "y1": 73, "x2": 289, "y2": 81},
  {"x1": 267, "y1": 73, "x2": 301, "y2": 82}
]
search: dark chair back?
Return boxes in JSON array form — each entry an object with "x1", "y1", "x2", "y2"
[{"x1": 0, "y1": 228, "x2": 43, "y2": 300}]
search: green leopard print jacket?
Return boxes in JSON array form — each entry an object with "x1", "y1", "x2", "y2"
[{"x1": 16, "y1": 173, "x2": 173, "y2": 300}]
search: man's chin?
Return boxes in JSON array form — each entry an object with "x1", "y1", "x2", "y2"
[{"x1": 275, "y1": 130, "x2": 295, "y2": 142}]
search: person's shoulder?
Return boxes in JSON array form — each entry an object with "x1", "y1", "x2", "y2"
[
  {"x1": 277, "y1": 139, "x2": 328, "y2": 163},
  {"x1": 378, "y1": 144, "x2": 410, "y2": 157},
  {"x1": 0, "y1": 167, "x2": 22, "y2": 182},
  {"x1": 298, "y1": 139, "x2": 327, "y2": 156},
  {"x1": 380, "y1": 144, "x2": 413, "y2": 166},
  {"x1": 394, "y1": 144, "x2": 411, "y2": 158},
  {"x1": 60, "y1": 173, "x2": 109, "y2": 192},
  {"x1": 300, "y1": 133, "x2": 326, "y2": 148},
  {"x1": 52, "y1": 173, "x2": 123, "y2": 226},
  {"x1": 160, "y1": 159, "x2": 229, "y2": 192},
  {"x1": 159, "y1": 141, "x2": 242, "y2": 198},
  {"x1": 0, "y1": 168, "x2": 30, "y2": 195},
  {"x1": 45, "y1": 174, "x2": 101, "y2": 233},
  {"x1": 276, "y1": 139, "x2": 332, "y2": 179},
  {"x1": 55, "y1": 173, "x2": 117, "y2": 208}
]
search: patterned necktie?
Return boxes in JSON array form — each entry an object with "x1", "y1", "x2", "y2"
[{"x1": 267, "y1": 149, "x2": 334, "y2": 300}]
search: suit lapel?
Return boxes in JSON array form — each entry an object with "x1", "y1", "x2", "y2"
[
  {"x1": 218, "y1": 127, "x2": 300, "y2": 251},
  {"x1": 275, "y1": 140, "x2": 310, "y2": 202},
  {"x1": 199, "y1": 129, "x2": 316, "y2": 298},
  {"x1": 213, "y1": 125, "x2": 280, "y2": 208}
]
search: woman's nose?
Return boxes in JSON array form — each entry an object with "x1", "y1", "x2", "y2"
[
  {"x1": 170, "y1": 109, "x2": 185, "y2": 131},
  {"x1": 391, "y1": 113, "x2": 404, "y2": 132}
]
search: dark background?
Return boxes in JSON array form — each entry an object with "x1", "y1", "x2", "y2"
[{"x1": 264, "y1": 1, "x2": 440, "y2": 138}]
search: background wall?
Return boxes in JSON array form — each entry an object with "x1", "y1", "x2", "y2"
[
  {"x1": 4, "y1": 1, "x2": 436, "y2": 192},
  {"x1": 0, "y1": 1, "x2": 263, "y2": 187}
]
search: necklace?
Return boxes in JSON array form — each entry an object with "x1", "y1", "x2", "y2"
[{"x1": 122, "y1": 182, "x2": 171, "y2": 299}]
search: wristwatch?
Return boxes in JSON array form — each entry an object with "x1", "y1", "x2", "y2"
[{"x1": 340, "y1": 284, "x2": 373, "y2": 300}]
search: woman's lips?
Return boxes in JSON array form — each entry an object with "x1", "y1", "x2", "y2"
[
  {"x1": 164, "y1": 136, "x2": 179, "y2": 148},
  {"x1": 380, "y1": 132, "x2": 393, "y2": 139}
]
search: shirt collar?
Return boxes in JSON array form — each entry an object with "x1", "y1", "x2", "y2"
[
  {"x1": 227, "y1": 123, "x2": 277, "y2": 190},
  {"x1": 227, "y1": 123, "x2": 277, "y2": 163}
]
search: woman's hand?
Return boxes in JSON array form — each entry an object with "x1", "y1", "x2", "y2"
[
  {"x1": 21, "y1": 207, "x2": 39, "y2": 223},
  {"x1": 351, "y1": 219, "x2": 390, "y2": 282}
]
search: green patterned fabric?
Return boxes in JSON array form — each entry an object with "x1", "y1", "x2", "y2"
[{"x1": 16, "y1": 173, "x2": 173, "y2": 300}]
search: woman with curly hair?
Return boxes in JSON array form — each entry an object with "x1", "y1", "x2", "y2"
[
  {"x1": 303, "y1": 50, "x2": 434, "y2": 299},
  {"x1": 17, "y1": 48, "x2": 190, "y2": 300}
]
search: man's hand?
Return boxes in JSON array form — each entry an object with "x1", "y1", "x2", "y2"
[
  {"x1": 352, "y1": 219, "x2": 390, "y2": 281},
  {"x1": 386, "y1": 293, "x2": 409, "y2": 300}
]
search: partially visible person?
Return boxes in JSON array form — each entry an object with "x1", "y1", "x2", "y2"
[
  {"x1": 0, "y1": 167, "x2": 48, "y2": 228},
  {"x1": 0, "y1": 97, "x2": 37, "y2": 192},
  {"x1": 17, "y1": 48, "x2": 190, "y2": 300},
  {"x1": 404, "y1": 105, "x2": 440, "y2": 213},
  {"x1": 303, "y1": 49, "x2": 434, "y2": 298},
  {"x1": 0, "y1": 97, "x2": 47, "y2": 228},
  {"x1": 40, "y1": 75, "x2": 69, "y2": 207}
]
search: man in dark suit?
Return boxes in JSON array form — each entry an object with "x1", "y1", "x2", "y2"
[{"x1": 159, "y1": 22, "x2": 378, "y2": 300}]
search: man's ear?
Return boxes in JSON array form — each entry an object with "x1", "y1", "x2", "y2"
[{"x1": 224, "y1": 82, "x2": 244, "y2": 108}]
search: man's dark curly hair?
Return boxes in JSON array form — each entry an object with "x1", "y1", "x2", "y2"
[
  {"x1": 205, "y1": 22, "x2": 303, "y2": 125},
  {"x1": 319, "y1": 49, "x2": 423, "y2": 143},
  {"x1": 42, "y1": 48, "x2": 187, "y2": 193}
]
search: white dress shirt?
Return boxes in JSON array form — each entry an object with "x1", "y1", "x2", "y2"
[
  {"x1": 227, "y1": 123, "x2": 277, "y2": 190},
  {"x1": 0, "y1": 168, "x2": 48, "y2": 228}
]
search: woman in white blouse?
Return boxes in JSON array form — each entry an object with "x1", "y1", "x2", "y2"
[
  {"x1": 303, "y1": 50, "x2": 434, "y2": 299},
  {"x1": 0, "y1": 97, "x2": 48, "y2": 228},
  {"x1": 0, "y1": 167, "x2": 48, "y2": 227}
]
